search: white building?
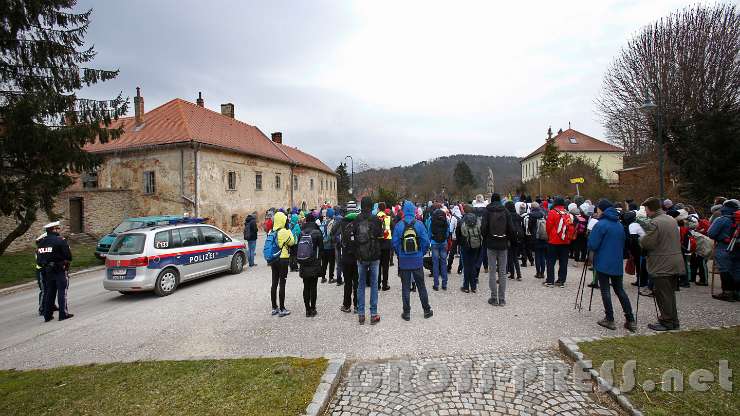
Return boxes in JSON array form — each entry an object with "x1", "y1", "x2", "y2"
[{"x1": 520, "y1": 128, "x2": 624, "y2": 183}]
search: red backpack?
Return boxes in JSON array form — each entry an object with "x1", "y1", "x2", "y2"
[{"x1": 554, "y1": 209, "x2": 577, "y2": 242}]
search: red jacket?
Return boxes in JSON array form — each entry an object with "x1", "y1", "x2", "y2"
[{"x1": 546, "y1": 205, "x2": 571, "y2": 245}]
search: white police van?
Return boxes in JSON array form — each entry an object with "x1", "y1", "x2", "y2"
[{"x1": 103, "y1": 223, "x2": 246, "y2": 296}]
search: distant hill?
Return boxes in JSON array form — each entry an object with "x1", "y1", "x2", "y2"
[{"x1": 355, "y1": 154, "x2": 521, "y2": 201}]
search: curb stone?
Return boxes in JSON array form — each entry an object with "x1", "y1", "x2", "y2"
[
  {"x1": 0, "y1": 265, "x2": 106, "y2": 296},
  {"x1": 559, "y1": 336, "x2": 644, "y2": 416},
  {"x1": 303, "y1": 353, "x2": 345, "y2": 416}
]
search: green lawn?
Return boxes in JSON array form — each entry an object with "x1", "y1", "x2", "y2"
[
  {"x1": 0, "y1": 242, "x2": 101, "y2": 288},
  {"x1": 0, "y1": 357, "x2": 327, "y2": 416},
  {"x1": 578, "y1": 327, "x2": 740, "y2": 416}
]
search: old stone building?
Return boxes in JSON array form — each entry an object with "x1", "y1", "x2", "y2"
[{"x1": 1, "y1": 89, "x2": 336, "y2": 252}]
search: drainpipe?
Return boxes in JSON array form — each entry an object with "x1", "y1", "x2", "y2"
[
  {"x1": 180, "y1": 147, "x2": 195, "y2": 210},
  {"x1": 193, "y1": 143, "x2": 199, "y2": 217},
  {"x1": 289, "y1": 165, "x2": 294, "y2": 209}
]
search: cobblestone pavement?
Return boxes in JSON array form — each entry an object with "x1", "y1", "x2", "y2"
[{"x1": 327, "y1": 350, "x2": 620, "y2": 416}]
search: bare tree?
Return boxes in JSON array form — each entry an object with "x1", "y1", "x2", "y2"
[{"x1": 597, "y1": 4, "x2": 740, "y2": 161}]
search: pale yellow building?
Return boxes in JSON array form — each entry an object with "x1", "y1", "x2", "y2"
[{"x1": 520, "y1": 128, "x2": 623, "y2": 183}]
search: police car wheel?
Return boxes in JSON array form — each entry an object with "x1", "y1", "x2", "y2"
[
  {"x1": 230, "y1": 253, "x2": 245, "y2": 274},
  {"x1": 154, "y1": 268, "x2": 179, "y2": 296}
]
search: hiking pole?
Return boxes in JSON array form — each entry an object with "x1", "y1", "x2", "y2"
[
  {"x1": 575, "y1": 259, "x2": 588, "y2": 311},
  {"x1": 588, "y1": 264, "x2": 596, "y2": 312}
]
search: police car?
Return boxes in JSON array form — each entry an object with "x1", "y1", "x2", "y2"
[{"x1": 103, "y1": 223, "x2": 246, "y2": 296}]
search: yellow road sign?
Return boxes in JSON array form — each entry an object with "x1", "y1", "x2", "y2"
[{"x1": 570, "y1": 177, "x2": 585, "y2": 184}]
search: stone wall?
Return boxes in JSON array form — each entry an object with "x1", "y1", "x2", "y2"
[{"x1": 0, "y1": 189, "x2": 133, "y2": 253}]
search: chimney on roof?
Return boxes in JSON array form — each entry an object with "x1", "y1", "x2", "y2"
[
  {"x1": 271, "y1": 132, "x2": 283, "y2": 144},
  {"x1": 196, "y1": 92, "x2": 204, "y2": 107},
  {"x1": 547, "y1": 126, "x2": 552, "y2": 140},
  {"x1": 220, "y1": 103, "x2": 234, "y2": 118},
  {"x1": 558, "y1": 128, "x2": 563, "y2": 135},
  {"x1": 134, "y1": 87, "x2": 144, "y2": 125},
  {"x1": 568, "y1": 121, "x2": 572, "y2": 129}
]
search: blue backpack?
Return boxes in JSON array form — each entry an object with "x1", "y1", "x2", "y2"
[{"x1": 263, "y1": 231, "x2": 283, "y2": 265}]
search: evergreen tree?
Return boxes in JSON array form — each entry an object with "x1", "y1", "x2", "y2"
[
  {"x1": 335, "y1": 163, "x2": 351, "y2": 204},
  {"x1": 539, "y1": 127, "x2": 560, "y2": 176},
  {"x1": 0, "y1": 1, "x2": 127, "y2": 254},
  {"x1": 453, "y1": 160, "x2": 476, "y2": 188}
]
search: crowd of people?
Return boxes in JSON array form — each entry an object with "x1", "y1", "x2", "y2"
[{"x1": 251, "y1": 193, "x2": 739, "y2": 331}]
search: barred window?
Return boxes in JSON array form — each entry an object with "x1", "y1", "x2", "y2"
[
  {"x1": 227, "y1": 171, "x2": 236, "y2": 190},
  {"x1": 275, "y1": 174, "x2": 281, "y2": 189},
  {"x1": 255, "y1": 172, "x2": 263, "y2": 191},
  {"x1": 310, "y1": 178, "x2": 314, "y2": 190},
  {"x1": 143, "y1": 171, "x2": 155, "y2": 194},
  {"x1": 293, "y1": 175, "x2": 299, "y2": 190}
]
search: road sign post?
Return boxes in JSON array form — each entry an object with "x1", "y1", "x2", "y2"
[{"x1": 569, "y1": 177, "x2": 584, "y2": 196}]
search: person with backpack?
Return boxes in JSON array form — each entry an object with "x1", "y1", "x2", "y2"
[
  {"x1": 392, "y1": 200, "x2": 434, "y2": 321},
  {"x1": 377, "y1": 202, "x2": 393, "y2": 291},
  {"x1": 297, "y1": 211, "x2": 324, "y2": 317},
  {"x1": 687, "y1": 213, "x2": 710, "y2": 286},
  {"x1": 707, "y1": 199, "x2": 739, "y2": 302},
  {"x1": 447, "y1": 205, "x2": 462, "y2": 274},
  {"x1": 675, "y1": 209, "x2": 693, "y2": 288},
  {"x1": 426, "y1": 205, "x2": 450, "y2": 290},
  {"x1": 588, "y1": 199, "x2": 636, "y2": 332},
  {"x1": 456, "y1": 204, "x2": 482, "y2": 293},
  {"x1": 504, "y1": 201, "x2": 523, "y2": 281},
  {"x1": 571, "y1": 204, "x2": 588, "y2": 263},
  {"x1": 544, "y1": 197, "x2": 575, "y2": 287},
  {"x1": 529, "y1": 202, "x2": 548, "y2": 278},
  {"x1": 243, "y1": 211, "x2": 259, "y2": 267},
  {"x1": 353, "y1": 196, "x2": 384, "y2": 325},
  {"x1": 335, "y1": 211, "x2": 359, "y2": 313},
  {"x1": 517, "y1": 202, "x2": 534, "y2": 268},
  {"x1": 332, "y1": 207, "x2": 344, "y2": 286},
  {"x1": 266, "y1": 211, "x2": 295, "y2": 317},
  {"x1": 320, "y1": 208, "x2": 337, "y2": 283},
  {"x1": 288, "y1": 213, "x2": 301, "y2": 272},
  {"x1": 481, "y1": 193, "x2": 515, "y2": 305}
]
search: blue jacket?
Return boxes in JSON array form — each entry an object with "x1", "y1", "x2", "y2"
[
  {"x1": 707, "y1": 205, "x2": 738, "y2": 273},
  {"x1": 392, "y1": 201, "x2": 431, "y2": 270},
  {"x1": 587, "y1": 207, "x2": 625, "y2": 276}
]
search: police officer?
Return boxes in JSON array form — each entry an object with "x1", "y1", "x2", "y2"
[
  {"x1": 34, "y1": 231, "x2": 58, "y2": 316},
  {"x1": 36, "y1": 221, "x2": 73, "y2": 322}
]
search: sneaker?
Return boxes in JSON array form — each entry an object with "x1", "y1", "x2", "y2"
[
  {"x1": 555, "y1": 282, "x2": 565, "y2": 288},
  {"x1": 516, "y1": 276, "x2": 522, "y2": 281},
  {"x1": 488, "y1": 297, "x2": 498, "y2": 305},
  {"x1": 321, "y1": 277, "x2": 327, "y2": 283},
  {"x1": 340, "y1": 306, "x2": 351, "y2": 313},
  {"x1": 543, "y1": 282, "x2": 554, "y2": 287},
  {"x1": 382, "y1": 286, "x2": 391, "y2": 291},
  {"x1": 597, "y1": 319, "x2": 616, "y2": 330},
  {"x1": 640, "y1": 289, "x2": 655, "y2": 297},
  {"x1": 370, "y1": 315, "x2": 381, "y2": 325},
  {"x1": 507, "y1": 274, "x2": 515, "y2": 280},
  {"x1": 359, "y1": 315, "x2": 366, "y2": 325},
  {"x1": 460, "y1": 287, "x2": 470, "y2": 293},
  {"x1": 624, "y1": 321, "x2": 637, "y2": 332},
  {"x1": 423, "y1": 309, "x2": 434, "y2": 319},
  {"x1": 401, "y1": 312, "x2": 410, "y2": 321},
  {"x1": 329, "y1": 278, "x2": 335, "y2": 284},
  {"x1": 471, "y1": 288, "x2": 477, "y2": 293},
  {"x1": 433, "y1": 286, "x2": 439, "y2": 291},
  {"x1": 498, "y1": 300, "x2": 506, "y2": 307},
  {"x1": 271, "y1": 308, "x2": 279, "y2": 316},
  {"x1": 59, "y1": 314, "x2": 74, "y2": 321},
  {"x1": 278, "y1": 309, "x2": 291, "y2": 317},
  {"x1": 648, "y1": 322, "x2": 671, "y2": 332}
]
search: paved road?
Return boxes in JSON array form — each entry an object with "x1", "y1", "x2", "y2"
[{"x1": 1, "y1": 242, "x2": 738, "y2": 370}]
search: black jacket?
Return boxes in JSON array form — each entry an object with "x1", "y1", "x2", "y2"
[
  {"x1": 298, "y1": 222, "x2": 324, "y2": 278},
  {"x1": 36, "y1": 231, "x2": 72, "y2": 271},
  {"x1": 480, "y1": 201, "x2": 514, "y2": 250},
  {"x1": 243, "y1": 215, "x2": 258, "y2": 241},
  {"x1": 352, "y1": 211, "x2": 384, "y2": 261}
]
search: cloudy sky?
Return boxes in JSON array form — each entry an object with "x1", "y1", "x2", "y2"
[{"x1": 77, "y1": 0, "x2": 695, "y2": 170}]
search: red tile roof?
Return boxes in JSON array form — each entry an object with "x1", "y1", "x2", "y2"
[
  {"x1": 84, "y1": 98, "x2": 335, "y2": 175},
  {"x1": 522, "y1": 128, "x2": 623, "y2": 160}
]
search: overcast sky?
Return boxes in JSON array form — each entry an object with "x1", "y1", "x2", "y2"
[{"x1": 77, "y1": 0, "x2": 695, "y2": 170}]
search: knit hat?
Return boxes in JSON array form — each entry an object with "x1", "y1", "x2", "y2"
[
  {"x1": 361, "y1": 196, "x2": 373, "y2": 211},
  {"x1": 491, "y1": 193, "x2": 501, "y2": 202},
  {"x1": 568, "y1": 203, "x2": 579, "y2": 215},
  {"x1": 663, "y1": 199, "x2": 673, "y2": 209},
  {"x1": 724, "y1": 199, "x2": 739, "y2": 210},
  {"x1": 597, "y1": 198, "x2": 612, "y2": 213},
  {"x1": 676, "y1": 209, "x2": 689, "y2": 221},
  {"x1": 554, "y1": 197, "x2": 565, "y2": 207}
]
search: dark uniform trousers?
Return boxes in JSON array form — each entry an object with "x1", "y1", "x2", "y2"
[
  {"x1": 43, "y1": 269, "x2": 70, "y2": 320},
  {"x1": 652, "y1": 275, "x2": 679, "y2": 329},
  {"x1": 36, "y1": 267, "x2": 47, "y2": 316}
]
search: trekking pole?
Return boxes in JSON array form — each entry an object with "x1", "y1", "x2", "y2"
[
  {"x1": 587, "y1": 264, "x2": 596, "y2": 312},
  {"x1": 575, "y1": 259, "x2": 588, "y2": 311}
]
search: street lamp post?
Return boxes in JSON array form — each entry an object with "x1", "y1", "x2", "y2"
[
  {"x1": 639, "y1": 89, "x2": 664, "y2": 201},
  {"x1": 344, "y1": 155, "x2": 354, "y2": 197}
]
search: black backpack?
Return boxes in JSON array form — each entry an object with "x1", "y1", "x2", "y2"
[
  {"x1": 296, "y1": 231, "x2": 318, "y2": 264},
  {"x1": 341, "y1": 221, "x2": 355, "y2": 250},
  {"x1": 355, "y1": 216, "x2": 379, "y2": 261},
  {"x1": 431, "y1": 210, "x2": 448, "y2": 242},
  {"x1": 511, "y1": 215, "x2": 524, "y2": 243},
  {"x1": 488, "y1": 209, "x2": 508, "y2": 241}
]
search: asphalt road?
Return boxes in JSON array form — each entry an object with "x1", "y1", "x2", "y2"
[{"x1": 1, "y1": 240, "x2": 739, "y2": 370}]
